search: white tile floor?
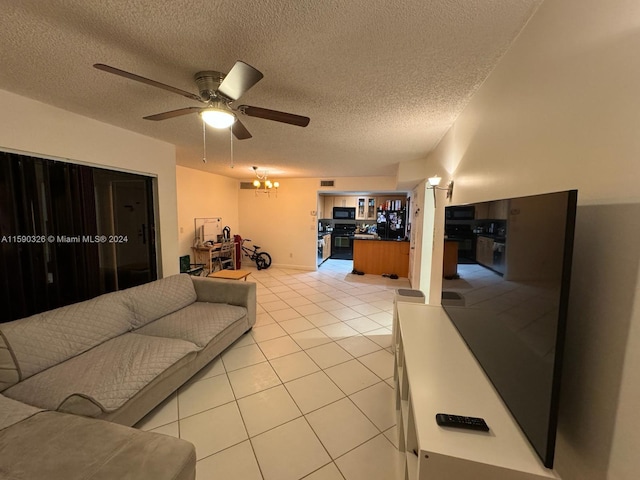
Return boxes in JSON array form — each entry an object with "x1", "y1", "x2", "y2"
[{"x1": 136, "y1": 259, "x2": 410, "y2": 480}]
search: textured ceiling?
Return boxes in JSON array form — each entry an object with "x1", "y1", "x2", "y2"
[{"x1": 0, "y1": 0, "x2": 542, "y2": 180}]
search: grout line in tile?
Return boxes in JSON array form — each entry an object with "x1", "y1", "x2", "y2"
[
  {"x1": 346, "y1": 380, "x2": 395, "y2": 435},
  {"x1": 299, "y1": 461, "x2": 345, "y2": 480},
  {"x1": 177, "y1": 397, "x2": 238, "y2": 422}
]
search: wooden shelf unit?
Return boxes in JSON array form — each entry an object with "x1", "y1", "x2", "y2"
[{"x1": 394, "y1": 303, "x2": 560, "y2": 480}]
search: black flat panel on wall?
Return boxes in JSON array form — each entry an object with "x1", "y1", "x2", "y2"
[{"x1": 0, "y1": 152, "x2": 157, "y2": 322}]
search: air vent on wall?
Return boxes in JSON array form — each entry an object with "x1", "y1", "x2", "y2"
[{"x1": 320, "y1": 180, "x2": 335, "y2": 187}]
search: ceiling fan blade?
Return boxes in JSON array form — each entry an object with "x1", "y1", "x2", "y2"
[
  {"x1": 238, "y1": 105, "x2": 310, "y2": 127},
  {"x1": 94, "y1": 63, "x2": 203, "y2": 103},
  {"x1": 217, "y1": 61, "x2": 264, "y2": 101},
  {"x1": 143, "y1": 107, "x2": 203, "y2": 121},
  {"x1": 232, "y1": 119, "x2": 252, "y2": 140}
]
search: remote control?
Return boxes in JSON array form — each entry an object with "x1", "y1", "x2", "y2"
[{"x1": 435, "y1": 413, "x2": 490, "y2": 432}]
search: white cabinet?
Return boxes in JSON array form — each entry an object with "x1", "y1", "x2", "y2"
[{"x1": 395, "y1": 303, "x2": 560, "y2": 480}]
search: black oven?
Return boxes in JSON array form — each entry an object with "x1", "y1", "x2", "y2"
[
  {"x1": 331, "y1": 223, "x2": 356, "y2": 260},
  {"x1": 333, "y1": 207, "x2": 356, "y2": 220}
]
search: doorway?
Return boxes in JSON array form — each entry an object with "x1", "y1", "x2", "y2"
[{"x1": 95, "y1": 175, "x2": 156, "y2": 290}]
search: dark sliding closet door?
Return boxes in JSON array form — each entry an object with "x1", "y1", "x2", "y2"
[{"x1": 0, "y1": 152, "x2": 157, "y2": 323}]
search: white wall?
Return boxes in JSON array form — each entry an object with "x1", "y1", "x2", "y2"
[
  {"x1": 0, "y1": 89, "x2": 179, "y2": 276},
  {"x1": 239, "y1": 177, "x2": 320, "y2": 270},
  {"x1": 409, "y1": 179, "x2": 437, "y2": 297},
  {"x1": 422, "y1": 0, "x2": 640, "y2": 478},
  {"x1": 176, "y1": 165, "x2": 240, "y2": 259}
]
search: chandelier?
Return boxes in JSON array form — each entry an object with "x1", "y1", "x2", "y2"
[{"x1": 252, "y1": 166, "x2": 279, "y2": 197}]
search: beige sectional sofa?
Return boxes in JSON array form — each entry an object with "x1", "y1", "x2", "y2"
[{"x1": 0, "y1": 273, "x2": 256, "y2": 479}]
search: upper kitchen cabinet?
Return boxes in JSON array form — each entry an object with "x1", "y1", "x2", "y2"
[
  {"x1": 475, "y1": 200, "x2": 509, "y2": 219},
  {"x1": 320, "y1": 194, "x2": 408, "y2": 220},
  {"x1": 333, "y1": 196, "x2": 357, "y2": 208},
  {"x1": 356, "y1": 197, "x2": 377, "y2": 220},
  {"x1": 474, "y1": 203, "x2": 489, "y2": 219},
  {"x1": 323, "y1": 196, "x2": 334, "y2": 219},
  {"x1": 323, "y1": 195, "x2": 357, "y2": 218},
  {"x1": 490, "y1": 200, "x2": 509, "y2": 219}
]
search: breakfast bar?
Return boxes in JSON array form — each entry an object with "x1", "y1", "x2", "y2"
[{"x1": 352, "y1": 239, "x2": 410, "y2": 277}]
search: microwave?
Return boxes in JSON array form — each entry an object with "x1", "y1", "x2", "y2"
[
  {"x1": 333, "y1": 207, "x2": 356, "y2": 220},
  {"x1": 445, "y1": 206, "x2": 475, "y2": 220}
]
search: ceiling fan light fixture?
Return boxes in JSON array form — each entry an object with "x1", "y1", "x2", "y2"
[{"x1": 200, "y1": 108, "x2": 235, "y2": 129}]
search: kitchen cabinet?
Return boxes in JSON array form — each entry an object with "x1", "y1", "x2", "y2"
[
  {"x1": 323, "y1": 196, "x2": 334, "y2": 218},
  {"x1": 489, "y1": 200, "x2": 509, "y2": 219},
  {"x1": 323, "y1": 195, "x2": 356, "y2": 216},
  {"x1": 443, "y1": 240, "x2": 458, "y2": 279},
  {"x1": 475, "y1": 203, "x2": 489, "y2": 219},
  {"x1": 476, "y1": 200, "x2": 509, "y2": 219},
  {"x1": 332, "y1": 196, "x2": 357, "y2": 208},
  {"x1": 356, "y1": 197, "x2": 377, "y2": 220},
  {"x1": 476, "y1": 236, "x2": 494, "y2": 267},
  {"x1": 321, "y1": 195, "x2": 407, "y2": 219},
  {"x1": 322, "y1": 234, "x2": 331, "y2": 262}
]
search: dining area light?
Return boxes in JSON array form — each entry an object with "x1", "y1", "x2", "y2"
[{"x1": 253, "y1": 166, "x2": 279, "y2": 197}]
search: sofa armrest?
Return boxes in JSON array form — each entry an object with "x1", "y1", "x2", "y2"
[{"x1": 190, "y1": 277, "x2": 257, "y2": 328}]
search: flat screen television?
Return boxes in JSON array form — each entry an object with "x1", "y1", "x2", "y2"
[{"x1": 442, "y1": 189, "x2": 577, "y2": 469}]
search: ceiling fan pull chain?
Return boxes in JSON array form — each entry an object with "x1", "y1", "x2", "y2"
[
  {"x1": 202, "y1": 117, "x2": 207, "y2": 163},
  {"x1": 230, "y1": 127, "x2": 234, "y2": 169}
]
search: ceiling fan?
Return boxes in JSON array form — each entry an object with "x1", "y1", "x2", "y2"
[{"x1": 94, "y1": 61, "x2": 310, "y2": 140}]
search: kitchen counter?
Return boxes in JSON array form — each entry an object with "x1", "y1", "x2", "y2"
[
  {"x1": 475, "y1": 234, "x2": 506, "y2": 242},
  {"x1": 353, "y1": 235, "x2": 409, "y2": 242},
  {"x1": 353, "y1": 239, "x2": 410, "y2": 277}
]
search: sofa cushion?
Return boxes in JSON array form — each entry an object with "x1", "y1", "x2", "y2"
[
  {"x1": 3, "y1": 333, "x2": 199, "y2": 416},
  {"x1": 126, "y1": 274, "x2": 197, "y2": 328},
  {"x1": 0, "y1": 332, "x2": 20, "y2": 391},
  {"x1": 134, "y1": 302, "x2": 248, "y2": 347},
  {"x1": 0, "y1": 394, "x2": 44, "y2": 431},
  {"x1": 0, "y1": 291, "x2": 134, "y2": 385},
  {"x1": 0, "y1": 411, "x2": 196, "y2": 480}
]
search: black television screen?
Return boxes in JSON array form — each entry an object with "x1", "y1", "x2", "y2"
[{"x1": 442, "y1": 190, "x2": 577, "y2": 469}]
